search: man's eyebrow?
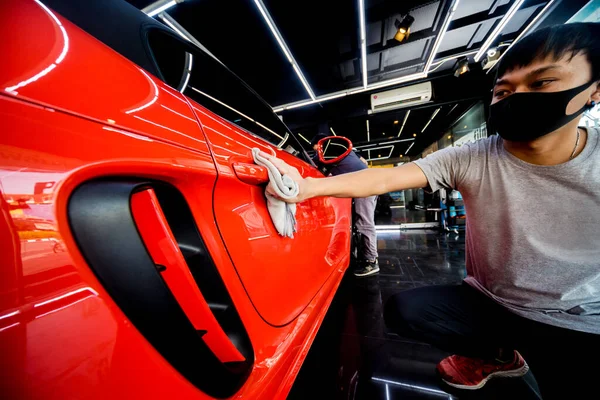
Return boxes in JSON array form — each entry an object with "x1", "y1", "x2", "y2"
[
  {"x1": 494, "y1": 65, "x2": 563, "y2": 87},
  {"x1": 526, "y1": 65, "x2": 562, "y2": 79}
]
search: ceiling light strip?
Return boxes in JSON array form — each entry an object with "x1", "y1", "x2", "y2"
[
  {"x1": 424, "y1": 0, "x2": 461, "y2": 73},
  {"x1": 398, "y1": 109, "x2": 410, "y2": 137},
  {"x1": 359, "y1": 0, "x2": 368, "y2": 88},
  {"x1": 355, "y1": 138, "x2": 413, "y2": 149},
  {"x1": 405, "y1": 142, "x2": 415, "y2": 155},
  {"x1": 474, "y1": 0, "x2": 526, "y2": 62},
  {"x1": 330, "y1": 127, "x2": 337, "y2": 136},
  {"x1": 298, "y1": 133, "x2": 311, "y2": 144},
  {"x1": 146, "y1": 0, "x2": 177, "y2": 17},
  {"x1": 366, "y1": 145, "x2": 394, "y2": 161},
  {"x1": 421, "y1": 107, "x2": 441, "y2": 132},
  {"x1": 489, "y1": 0, "x2": 557, "y2": 72},
  {"x1": 253, "y1": 0, "x2": 316, "y2": 100}
]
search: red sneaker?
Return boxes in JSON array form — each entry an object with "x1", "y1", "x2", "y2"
[{"x1": 437, "y1": 350, "x2": 529, "y2": 390}]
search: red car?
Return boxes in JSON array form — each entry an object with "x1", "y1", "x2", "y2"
[{"x1": 0, "y1": 0, "x2": 352, "y2": 398}]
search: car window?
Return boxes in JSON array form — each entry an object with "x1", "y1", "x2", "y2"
[{"x1": 146, "y1": 29, "x2": 308, "y2": 159}]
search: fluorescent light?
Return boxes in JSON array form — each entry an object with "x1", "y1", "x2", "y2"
[
  {"x1": 425, "y1": 0, "x2": 461, "y2": 72},
  {"x1": 380, "y1": 138, "x2": 414, "y2": 145},
  {"x1": 276, "y1": 92, "x2": 347, "y2": 111},
  {"x1": 366, "y1": 145, "x2": 394, "y2": 161},
  {"x1": 367, "y1": 72, "x2": 426, "y2": 91},
  {"x1": 330, "y1": 127, "x2": 337, "y2": 136},
  {"x1": 359, "y1": 0, "x2": 368, "y2": 88},
  {"x1": 253, "y1": 0, "x2": 316, "y2": 100},
  {"x1": 405, "y1": 142, "x2": 415, "y2": 155},
  {"x1": 147, "y1": 0, "x2": 177, "y2": 17},
  {"x1": 475, "y1": 0, "x2": 526, "y2": 62},
  {"x1": 398, "y1": 109, "x2": 410, "y2": 137},
  {"x1": 271, "y1": 72, "x2": 426, "y2": 112},
  {"x1": 293, "y1": 64, "x2": 316, "y2": 101},
  {"x1": 285, "y1": 99, "x2": 315, "y2": 110},
  {"x1": 366, "y1": 119, "x2": 370, "y2": 142},
  {"x1": 421, "y1": 108, "x2": 440, "y2": 132},
  {"x1": 491, "y1": 0, "x2": 557, "y2": 72},
  {"x1": 298, "y1": 133, "x2": 311, "y2": 144}
]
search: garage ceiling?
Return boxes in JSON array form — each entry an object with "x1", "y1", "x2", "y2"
[{"x1": 126, "y1": 0, "x2": 589, "y2": 158}]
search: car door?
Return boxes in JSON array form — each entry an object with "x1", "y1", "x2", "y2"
[{"x1": 145, "y1": 30, "x2": 352, "y2": 327}]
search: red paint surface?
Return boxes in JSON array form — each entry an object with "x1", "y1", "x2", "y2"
[{"x1": 0, "y1": 1, "x2": 351, "y2": 399}]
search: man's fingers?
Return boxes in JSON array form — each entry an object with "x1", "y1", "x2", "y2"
[{"x1": 259, "y1": 151, "x2": 291, "y2": 175}]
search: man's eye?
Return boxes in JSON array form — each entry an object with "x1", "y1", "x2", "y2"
[
  {"x1": 531, "y1": 79, "x2": 554, "y2": 89},
  {"x1": 494, "y1": 89, "x2": 509, "y2": 98}
]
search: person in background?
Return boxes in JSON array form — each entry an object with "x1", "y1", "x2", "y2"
[
  {"x1": 311, "y1": 133, "x2": 379, "y2": 277},
  {"x1": 265, "y1": 23, "x2": 600, "y2": 399}
]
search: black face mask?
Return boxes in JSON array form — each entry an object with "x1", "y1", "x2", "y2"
[{"x1": 489, "y1": 81, "x2": 593, "y2": 142}]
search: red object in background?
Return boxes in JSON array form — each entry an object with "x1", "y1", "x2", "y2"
[{"x1": 0, "y1": 1, "x2": 351, "y2": 399}]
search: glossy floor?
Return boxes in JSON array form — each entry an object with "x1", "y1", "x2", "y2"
[{"x1": 288, "y1": 227, "x2": 543, "y2": 400}]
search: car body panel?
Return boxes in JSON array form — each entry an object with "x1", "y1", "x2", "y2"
[
  {"x1": 0, "y1": 0, "x2": 352, "y2": 398},
  {"x1": 191, "y1": 103, "x2": 352, "y2": 326},
  {"x1": 0, "y1": 0, "x2": 210, "y2": 155}
]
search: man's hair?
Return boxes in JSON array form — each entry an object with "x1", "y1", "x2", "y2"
[{"x1": 496, "y1": 22, "x2": 600, "y2": 82}]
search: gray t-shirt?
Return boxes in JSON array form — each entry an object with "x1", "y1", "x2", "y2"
[{"x1": 414, "y1": 128, "x2": 600, "y2": 334}]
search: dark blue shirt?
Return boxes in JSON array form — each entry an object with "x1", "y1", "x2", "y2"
[{"x1": 313, "y1": 150, "x2": 367, "y2": 176}]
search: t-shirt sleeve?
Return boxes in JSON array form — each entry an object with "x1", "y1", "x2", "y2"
[{"x1": 413, "y1": 144, "x2": 473, "y2": 193}]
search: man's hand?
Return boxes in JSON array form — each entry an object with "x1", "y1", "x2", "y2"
[{"x1": 259, "y1": 151, "x2": 311, "y2": 203}]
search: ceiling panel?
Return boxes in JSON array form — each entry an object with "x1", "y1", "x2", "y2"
[
  {"x1": 501, "y1": 4, "x2": 545, "y2": 35},
  {"x1": 408, "y1": 1, "x2": 441, "y2": 33},
  {"x1": 437, "y1": 23, "x2": 481, "y2": 53},
  {"x1": 470, "y1": 18, "x2": 500, "y2": 44},
  {"x1": 384, "y1": 39, "x2": 428, "y2": 66},
  {"x1": 452, "y1": 0, "x2": 496, "y2": 20}
]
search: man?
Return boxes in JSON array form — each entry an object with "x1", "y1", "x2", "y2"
[
  {"x1": 265, "y1": 23, "x2": 600, "y2": 399},
  {"x1": 310, "y1": 133, "x2": 379, "y2": 277}
]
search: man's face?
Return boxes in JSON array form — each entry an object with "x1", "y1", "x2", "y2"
[{"x1": 492, "y1": 53, "x2": 599, "y2": 114}]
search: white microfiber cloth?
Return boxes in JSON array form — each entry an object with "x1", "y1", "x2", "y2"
[{"x1": 252, "y1": 148, "x2": 299, "y2": 238}]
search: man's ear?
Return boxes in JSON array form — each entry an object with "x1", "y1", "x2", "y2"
[{"x1": 591, "y1": 80, "x2": 600, "y2": 103}]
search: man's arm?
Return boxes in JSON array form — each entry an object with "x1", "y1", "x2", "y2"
[{"x1": 261, "y1": 152, "x2": 428, "y2": 203}]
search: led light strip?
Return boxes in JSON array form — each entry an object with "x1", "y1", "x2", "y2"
[
  {"x1": 421, "y1": 107, "x2": 441, "y2": 132},
  {"x1": 253, "y1": 0, "x2": 316, "y2": 100},
  {"x1": 146, "y1": 0, "x2": 177, "y2": 17},
  {"x1": 355, "y1": 137, "x2": 414, "y2": 149},
  {"x1": 405, "y1": 142, "x2": 415, "y2": 155},
  {"x1": 298, "y1": 133, "x2": 311, "y2": 144},
  {"x1": 424, "y1": 0, "x2": 461, "y2": 73},
  {"x1": 366, "y1": 145, "x2": 394, "y2": 161},
  {"x1": 490, "y1": 0, "x2": 557, "y2": 73},
  {"x1": 359, "y1": 0, "x2": 368, "y2": 88},
  {"x1": 398, "y1": 110, "x2": 410, "y2": 137},
  {"x1": 475, "y1": 0, "x2": 526, "y2": 62}
]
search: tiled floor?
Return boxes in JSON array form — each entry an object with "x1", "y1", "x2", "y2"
[{"x1": 288, "y1": 225, "x2": 543, "y2": 400}]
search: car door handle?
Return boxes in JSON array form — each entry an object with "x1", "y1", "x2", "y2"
[
  {"x1": 131, "y1": 188, "x2": 246, "y2": 363},
  {"x1": 232, "y1": 162, "x2": 269, "y2": 185}
]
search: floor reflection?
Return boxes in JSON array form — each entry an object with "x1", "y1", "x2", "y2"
[{"x1": 289, "y1": 228, "x2": 541, "y2": 400}]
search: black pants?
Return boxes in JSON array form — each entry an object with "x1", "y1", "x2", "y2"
[{"x1": 384, "y1": 284, "x2": 599, "y2": 400}]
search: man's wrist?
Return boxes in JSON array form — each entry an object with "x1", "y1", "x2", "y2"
[{"x1": 304, "y1": 177, "x2": 320, "y2": 199}]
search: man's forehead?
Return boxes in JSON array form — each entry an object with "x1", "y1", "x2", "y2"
[{"x1": 495, "y1": 52, "x2": 590, "y2": 84}]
